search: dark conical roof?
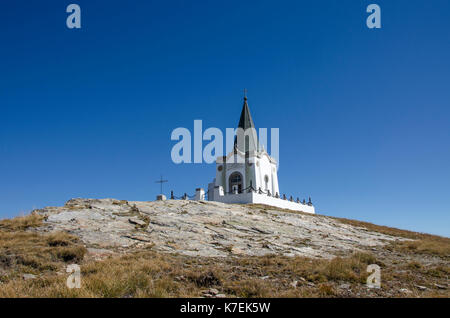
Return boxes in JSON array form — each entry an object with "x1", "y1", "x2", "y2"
[
  {"x1": 237, "y1": 96, "x2": 255, "y2": 131},
  {"x1": 234, "y1": 96, "x2": 259, "y2": 153}
]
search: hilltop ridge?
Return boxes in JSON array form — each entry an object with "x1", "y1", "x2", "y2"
[{"x1": 0, "y1": 198, "x2": 448, "y2": 298}]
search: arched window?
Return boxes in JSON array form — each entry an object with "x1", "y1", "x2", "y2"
[
  {"x1": 264, "y1": 175, "x2": 269, "y2": 191},
  {"x1": 229, "y1": 172, "x2": 243, "y2": 194}
]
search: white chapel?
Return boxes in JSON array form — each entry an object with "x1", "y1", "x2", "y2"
[{"x1": 201, "y1": 95, "x2": 315, "y2": 214}]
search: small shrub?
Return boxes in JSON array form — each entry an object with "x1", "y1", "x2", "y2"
[
  {"x1": 55, "y1": 246, "x2": 87, "y2": 262},
  {"x1": 16, "y1": 255, "x2": 42, "y2": 269},
  {"x1": 47, "y1": 232, "x2": 78, "y2": 247},
  {"x1": 188, "y1": 270, "x2": 221, "y2": 287}
]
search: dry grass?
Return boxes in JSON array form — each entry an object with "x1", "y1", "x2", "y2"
[
  {"x1": 386, "y1": 238, "x2": 450, "y2": 258},
  {"x1": 0, "y1": 213, "x2": 448, "y2": 298},
  {"x1": 332, "y1": 216, "x2": 445, "y2": 240},
  {"x1": 2, "y1": 246, "x2": 446, "y2": 298},
  {"x1": 332, "y1": 216, "x2": 450, "y2": 258},
  {"x1": 0, "y1": 214, "x2": 87, "y2": 282},
  {"x1": 0, "y1": 250, "x2": 378, "y2": 298},
  {"x1": 0, "y1": 214, "x2": 45, "y2": 232}
]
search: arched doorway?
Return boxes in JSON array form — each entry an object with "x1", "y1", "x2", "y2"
[{"x1": 229, "y1": 172, "x2": 243, "y2": 194}]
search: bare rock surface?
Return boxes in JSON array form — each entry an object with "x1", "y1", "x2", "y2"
[{"x1": 34, "y1": 198, "x2": 405, "y2": 259}]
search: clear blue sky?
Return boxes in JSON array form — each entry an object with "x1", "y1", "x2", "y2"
[{"x1": 1, "y1": 1, "x2": 449, "y2": 237}]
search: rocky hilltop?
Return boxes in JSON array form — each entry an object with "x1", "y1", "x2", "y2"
[
  {"x1": 1, "y1": 198, "x2": 448, "y2": 298},
  {"x1": 34, "y1": 198, "x2": 401, "y2": 259}
]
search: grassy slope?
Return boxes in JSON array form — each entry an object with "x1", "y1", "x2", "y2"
[{"x1": 0, "y1": 210, "x2": 448, "y2": 298}]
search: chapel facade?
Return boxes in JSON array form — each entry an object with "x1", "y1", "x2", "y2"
[{"x1": 204, "y1": 95, "x2": 315, "y2": 214}]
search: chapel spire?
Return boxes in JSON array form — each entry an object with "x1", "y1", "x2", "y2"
[
  {"x1": 234, "y1": 91, "x2": 259, "y2": 153},
  {"x1": 237, "y1": 91, "x2": 255, "y2": 131}
]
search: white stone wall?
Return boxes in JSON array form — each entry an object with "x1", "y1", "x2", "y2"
[
  {"x1": 253, "y1": 153, "x2": 279, "y2": 195},
  {"x1": 251, "y1": 193, "x2": 314, "y2": 213},
  {"x1": 211, "y1": 186, "x2": 315, "y2": 214}
]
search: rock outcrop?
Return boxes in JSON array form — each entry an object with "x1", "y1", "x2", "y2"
[{"x1": 34, "y1": 198, "x2": 404, "y2": 259}]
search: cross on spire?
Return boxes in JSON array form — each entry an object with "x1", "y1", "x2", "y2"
[
  {"x1": 243, "y1": 88, "x2": 247, "y2": 100},
  {"x1": 155, "y1": 175, "x2": 168, "y2": 194}
]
